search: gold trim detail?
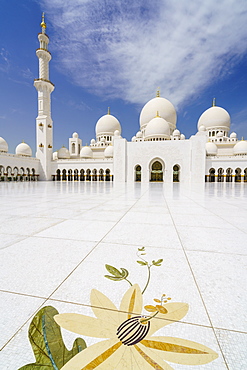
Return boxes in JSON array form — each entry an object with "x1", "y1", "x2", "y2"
[
  {"x1": 134, "y1": 344, "x2": 163, "y2": 369},
  {"x1": 128, "y1": 289, "x2": 136, "y2": 319},
  {"x1": 81, "y1": 342, "x2": 122, "y2": 369},
  {"x1": 141, "y1": 339, "x2": 207, "y2": 354}
]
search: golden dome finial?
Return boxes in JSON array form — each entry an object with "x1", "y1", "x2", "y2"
[
  {"x1": 156, "y1": 111, "x2": 160, "y2": 117},
  {"x1": 156, "y1": 88, "x2": 160, "y2": 97},
  {"x1": 212, "y1": 97, "x2": 216, "y2": 107},
  {"x1": 41, "y1": 12, "x2": 46, "y2": 32},
  {"x1": 108, "y1": 107, "x2": 110, "y2": 115}
]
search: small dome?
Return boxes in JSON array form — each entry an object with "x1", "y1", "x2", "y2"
[
  {"x1": 57, "y1": 146, "x2": 70, "y2": 159},
  {"x1": 15, "y1": 142, "x2": 32, "y2": 157},
  {"x1": 72, "y1": 132, "x2": 78, "y2": 138},
  {"x1": 52, "y1": 151, "x2": 58, "y2": 160},
  {"x1": 198, "y1": 106, "x2": 230, "y2": 131},
  {"x1": 216, "y1": 131, "x2": 224, "y2": 137},
  {"x1": 0, "y1": 137, "x2": 8, "y2": 152},
  {"x1": 131, "y1": 136, "x2": 136, "y2": 142},
  {"x1": 104, "y1": 145, "x2": 113, "y2": 158},
  {"x1": 114, "y1": 130, "x2": 120, "y2": 137},
  {"x1": 90, "y1": 139, "x2": 96, "y2": 145},
  {"x1": 233, "y1": 140, "x2": 247, "y2": 155},
  {"x1": 145, "y1": 116, "x2": 170, "y2": 140},
  {"x1": 95, "y1": 114, "x2": 121, "y2": 137},
  {"x1": 140, "y1": 96, "x2": 177, "y2": 130},
  {"x1": 136, "y1": 131, "x2": 142, "y2": 138},
  {"x1": 205, "y1": 142, "x2": 217, "y2": 156},
  {"x1": 173, "y1": 129, "x2": 180, "y2": 136},
  {"x1": 199, "y1": 125, "x2": 206, "y2": 132},
  {"x1": 180, "y1": 134, "x2": 185, "y2": 140},
  {"x1": 80, "y1": 146, "x2": 93, "y2": 158},
  {"x1": 100, "y1": 137, "x2": 106, "y2": 142},
  {"x1": 230, "y1": 132, "x2": 237, "y2": 138}
]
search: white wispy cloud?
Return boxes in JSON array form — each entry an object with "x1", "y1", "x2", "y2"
[
  {"x1": 0, "y1": 48, "x2": 10, "y2": 73},
  {"x1": 41, "y1": 0, "x2": 247, "y2": 108}
]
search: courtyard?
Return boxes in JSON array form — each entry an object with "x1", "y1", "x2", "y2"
[{"x1": 0, "y1": 181, "x2": 246, "y2": 369}]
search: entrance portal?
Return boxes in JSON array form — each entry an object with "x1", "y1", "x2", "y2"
[{"x1": 150, "y1": 161, "x2": 163, "y2": 182}]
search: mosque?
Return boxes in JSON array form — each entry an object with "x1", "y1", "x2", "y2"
[{"x1": 0, "y1": 15, "x2": 247, "y2": 184}]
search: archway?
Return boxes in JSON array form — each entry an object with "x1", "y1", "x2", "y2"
[
  {"x1": 209, "y1": 168, "x2": 215, "y2": 182},
  {"x1": 56, "y1": 169, "x2": 61, "y2": 181},
  {"x1": 217, "y1": 168, "x2": 224, "y2": 182},
  {"x1": 92, "y1": 169, "x2": 97, "y2": 181},
  {"x1": 150, "y1": 161, "x2": 163, "y2": 182},
  {"x1": 235, "y1": 168, "x2": 241, "y2": 182},
  {"x1": 99, "y1": 169, "x2": 104, "y2": 181},
  {"x1": 86, "y1": 169, "x2": 91, "y2": 181},
  {"x1": 173, "y1": 165, "x2": 180, "y2": 182},
  {"x1": 74, "y1": 169, "x2": 79, "y2": 181},
  {"x1": 62, "y1": 169, "x2": 67, "y2": 181},
  {"x1": 135, "y1": 165, "x2": 141, "y2": 182},
  {"x1": 80, "y1": 169, "x2": 85, "y2": 181},
  {"x1": 105, "y1": 169, "x2": 111, "y2": 181},
  {"x1": 226, "y1": 168, "x2": 232, "y2": 182}
]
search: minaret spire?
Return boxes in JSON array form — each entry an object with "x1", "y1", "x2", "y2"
[
  {"x1": 34, "y1": 14, "x2": 55, "y2": 180},
  {"x1": 40, "y1": 12, "x2": 46, "y2": 33},
  {"x1": 212, "y1": 98, "x2": 216, "y2": 107}
]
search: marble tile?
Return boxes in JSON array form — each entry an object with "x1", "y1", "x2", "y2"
[
  {"x1": 0, "y1": 233, "x2": 27, "y2": 250},
  {"x1": 186, "y1": 251, "x2": 247, "y2": 332},
  {"x1": 36, "y1": 219, "x2": 116, "y2": 242},
  {"x1": 102, "y1": 222, "x2": 182, "y2": 248},
  {"x1": 0, "y1": 236, "x2": 96, "y2": 296},
  {"x1": 176, "y1": 226, "x2": 247, "y2": 254},
  {"x1": 0, "y1": 216, "x2": 64, "y2": 236},
  {"x1": 215, "y1": 329, "x2": 247, "y2": 370}
]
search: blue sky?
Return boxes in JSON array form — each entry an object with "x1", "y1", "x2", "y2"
[{"x1": 1, "y1": 0, "x2": 247, "y2": 154}]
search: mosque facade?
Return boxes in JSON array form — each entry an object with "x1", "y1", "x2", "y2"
[{"x1": 0, "y1": 16, "x2": 247, "y2": 184}]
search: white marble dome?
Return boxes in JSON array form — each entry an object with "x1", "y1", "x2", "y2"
[
  {"x1": 230, "y1": 132, "x2": 237, "y2": 138},
  {"x1": 145, "y1": 116, "x2": 170, "y2": 140},
  {"x1": 0, "y1": 137, "x2": 8, "y2": 152},
  {"x1": 173, "y1": 129, "x2": 180, "y2": 137},
  {"x1": 136, "y1": 131, "x2": 142, "y2": 138},
  {"x1": 57, "y1": 146, "x2": 70, "y2": 159},
  {"x1": 131, "y1": 136, "x2": 136, "y2": 142},
  {"x1": 104, "y1": 145, "x2": 113, "y2": 158},
  {"x1": 15, "y1": 142, "x2": 32, "y2": 157},
  {"x1": 140, "y1": 96, "x2": 177, "y2": 130},
  {"x1": 199, "y1": 125, "x2": 206, "y2": 132},
  {"x1": 205, "y1": 142, "x2": 217, "y2": 156},
  {"x1": 216, "y1": 131, "x2": 224, "y2": 137},
  {"x1": 90, "y1": 139, "x2": 96, "y2": 145},
  {"x1": 72, "y1": 132, "x2": 78, "y2": 138},
  {"x1": 80, "y1": 146, "x2": 93, "y2": 158},
  {"x1": 180, "y1": 134, "x2": 185, "y2": 140},
  {"x1": 95, "y1": 114, "x2": 121, "y2": 137},
  {"x1": 233, "y1": 140, "x2": 247, "y2": 155},
  {"x1": 198, "y1": 106, "x2": 230, "y2": 131},
  {"x1": 114, "y1": 130, "x2": 120, "y2": 137}
]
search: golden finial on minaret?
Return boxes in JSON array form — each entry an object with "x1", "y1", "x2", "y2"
[
  {"x1": 212, "y1": 98, "x2": 216, "y2": 107},
  {"x1": 41, "y1": 12, "x2": 46, "y2": 33},
  {"x1": 108, "y1": 107, "x2": 110, "y2": 115},
  {"x1": 156, "y1": 88, "x2": 160, "y2": 97},
  {"x1": 156, "y1": 111, "x2": 160, "y2": 117}
]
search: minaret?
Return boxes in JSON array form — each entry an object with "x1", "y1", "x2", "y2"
[{"x1": 34, "y1": 13, "x2": 54, "y2": 180}]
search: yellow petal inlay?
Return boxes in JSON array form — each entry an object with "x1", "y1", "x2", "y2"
[
  {"x1": 127, "y1": 288, "x2": 136, "y2": 319},
  {"x1": 141, "y1": 339, "x2": 207, "y2": 354},
  {"x1": 81, "y1": 341, "x2": 122, "y2": 369},
  {"x1": 134, "y1": 344, "x2": 164, "y2": 369}
]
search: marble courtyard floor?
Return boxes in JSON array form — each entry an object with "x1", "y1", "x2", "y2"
[{"x1": 0, "y1": 181, "x2": 246, "y2": 369}]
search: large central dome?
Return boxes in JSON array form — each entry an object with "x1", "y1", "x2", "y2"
[{"x1": 140, "y1": 96, "x2": 177, "y2": 131}]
